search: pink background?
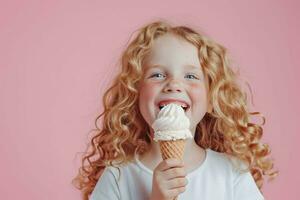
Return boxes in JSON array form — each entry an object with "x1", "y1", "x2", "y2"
[{"x1": 1, "y1": 0, "x2": 299, "y2": 199}]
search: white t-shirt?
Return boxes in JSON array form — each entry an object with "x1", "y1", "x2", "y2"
[{"x1": 90, "y1": 148, "x2": 264, "y2": 200}]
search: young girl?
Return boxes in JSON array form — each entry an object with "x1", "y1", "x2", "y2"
[{"x1": 72, "y1": 20, "x2": 278, "y2": 200}]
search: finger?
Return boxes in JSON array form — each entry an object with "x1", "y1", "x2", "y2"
[
  {"x1": 157, "y1": 158, "x2": 184, "y2": 171},
  {"x1": 163, "y1": 167, "x2": 187, "y2": 180},
  {"x1": 166, "y1": 177, "x2": 188, "y2": 189},
  {"x1": 167, "y1": 186, "x2": 186, "y2": 198}
]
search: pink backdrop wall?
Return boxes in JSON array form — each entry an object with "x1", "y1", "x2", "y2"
[{"x1": 1, "y1": 0, "x2": 299, "y2": 199}]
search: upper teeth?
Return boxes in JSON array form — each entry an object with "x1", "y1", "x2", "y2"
[{"x1": 158, "y1": 103, "x2": 188, "y2": 110}]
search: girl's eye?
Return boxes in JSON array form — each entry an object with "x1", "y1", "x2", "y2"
[
  {"x1": 148, "y1": 73, "x2": 199, "y2": 80},
  {"x1": 185, "y1": 74, "x2": 199, "y2": 80},
  {"x1": 149, "y1": 73, "x2": 165, "y2": 78}
]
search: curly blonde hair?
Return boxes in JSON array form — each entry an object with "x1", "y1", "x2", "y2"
[{"x1": 72, "y1": 19, "x2": 278, "y2": 200}]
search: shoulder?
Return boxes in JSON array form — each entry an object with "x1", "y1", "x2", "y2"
[
  {"x1": 102, "y1": 165, "x2": 122, "y2": 181},
  {"x1": 95, "y1": 166, "x2": 122, "y2": 186},
  {"x1": 206, "y1": 149, "x2": 237, "y2": 171},
  {"x1": 205, "y1": 149, "x2": 253, "y2": 182},
  {"x1": 208, "y1": 149, "x2": 247, "y2": 169},
  {"x1": 90, "y1": 166, "x2": 123, "y2": 200},
  {"x1": 207, "y1": 150, "x2": 264, "y2": 200},
  {"x1": 103, "y1": 159, "x2": 141, "y2": 181}
]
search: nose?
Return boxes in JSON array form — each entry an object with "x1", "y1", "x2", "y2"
[{"x1": 163, "y1": 78, "x2": 183, "y2": 93}]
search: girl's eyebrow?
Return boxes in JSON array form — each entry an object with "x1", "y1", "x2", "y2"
[{"x1": 184, "y1": 64, "x2": 201, "y2": 70}]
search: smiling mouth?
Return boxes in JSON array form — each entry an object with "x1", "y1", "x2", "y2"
[{"x1": 158, "y1": 104, "x2": 189, "y2": 112}]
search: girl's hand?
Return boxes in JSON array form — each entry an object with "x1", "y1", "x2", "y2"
[{"x1": 149, "y1": 158, "x2": 188, "y2": 200}]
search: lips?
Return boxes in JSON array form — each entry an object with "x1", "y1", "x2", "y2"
[{"x1": 157, "y1": 99, "x2": 190, "y2": 112}]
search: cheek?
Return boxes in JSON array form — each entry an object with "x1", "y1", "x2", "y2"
[
  {"x1": 189, "y1": 84, "x2": 208, "y2": 103},
  {"x1": 139, "y1": 82, "x2": 158, "y2": 101},
  {"x1": 138, "y1": 82, "x2": 159, "y2": 126}
]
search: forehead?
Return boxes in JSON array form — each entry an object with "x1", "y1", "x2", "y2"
[
  {"x1": 144, "y1": 64, "x2": 201, "y2": 72},
  {"x1": 143, "y1": 34, "x2": 201, "y2": 69}
]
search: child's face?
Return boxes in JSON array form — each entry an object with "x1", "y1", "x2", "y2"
[{"x1": 138, "y1": 33, "x2": 211, "y2": 136}]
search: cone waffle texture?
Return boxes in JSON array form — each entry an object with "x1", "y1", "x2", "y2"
[
  {"x1": 159, "y1": 139, "x2": 186, "y2": 160},
  {"x1": 159, "y1": 139, "x2": 186, "y2": 200}
]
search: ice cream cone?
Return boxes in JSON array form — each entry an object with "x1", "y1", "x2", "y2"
[
  {"x1": 152, "y1": 103, "x2": 192, "y2": 200},
  {"x1": 159, "y1": 139, "x2": 186, "y2": 160},
  {"x1": 159, "y1": 139, "x2": 186, "y2": 200}
]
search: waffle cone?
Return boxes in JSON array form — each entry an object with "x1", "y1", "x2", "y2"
[
  {"x1": 159, "y1": 139, "x2": 186, "y2": 160},
  {"x1": 159, "y1": 139, "x2": 186, "y2": 200}
]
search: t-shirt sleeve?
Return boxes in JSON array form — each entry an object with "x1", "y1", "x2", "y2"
[
  {"x1": 233, "y1": 170, "x2": 265, "y2": 200},
  {"x1": 89, "y1": 167, "x2": 121, "y2": 200}
]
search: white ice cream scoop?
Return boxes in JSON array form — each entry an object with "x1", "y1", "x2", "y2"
[{"x1": 151, "y1": 103, "x2": 193, "y2": 141}]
